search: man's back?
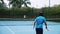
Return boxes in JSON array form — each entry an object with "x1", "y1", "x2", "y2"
[{"x1": 35, "y1": 16, "x2": 46, "y2": 28}]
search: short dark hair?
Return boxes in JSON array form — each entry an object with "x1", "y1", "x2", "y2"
[{"x1": 38, "y1": 13, "x2": 44, "y2": 16}]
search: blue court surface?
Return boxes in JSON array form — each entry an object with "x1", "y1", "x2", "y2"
[{"x1": 0, "y1": 21, "x2": 60, "y2": 34}]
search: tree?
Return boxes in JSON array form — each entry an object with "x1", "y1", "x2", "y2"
[
  {"x1": 0, "y1": 0, "x2": 4, "y2": 4},
  {"x1": 0, "y1": 0, "x2": 7, "y2": 9},
  {"x1": 8, "y1": 0, "x2": 31, "y2": 8},
  {"x1": 22, "y1": 0, "x2": 31, "y2": 7},
  {"x1": 8, "y1": 0, "x2": 18, "y2": 8}
]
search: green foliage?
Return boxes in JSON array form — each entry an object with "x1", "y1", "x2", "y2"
[
  {"x1": 0, "y1": 2, "x2": 60, "y2": 18},
  {"x1": 42, "y1": 5, "x2": 60, "y2": 18}
]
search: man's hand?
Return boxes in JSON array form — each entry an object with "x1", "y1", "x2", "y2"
[
  {"x1": 45, "y1": 22, "x2": 49, "y2": 31},
  {"x1": 46, "y1": 26, "x2": 49, "y2": 31},
  {"x1": 46, "y1": 26, "x2": 47, "y2": 29}
]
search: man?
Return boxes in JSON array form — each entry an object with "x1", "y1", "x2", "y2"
[{"x1": 33, "y1": 13, "x2": 48, "y2": 34}]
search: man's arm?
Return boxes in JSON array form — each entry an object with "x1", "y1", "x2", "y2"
[
  {"x1": 45, "y1": 22, "x2": 47, "y2": 29},
  {"x1": 33, "y1": 21, "x2": 36, "y2": 29},
  {"x1": 43, "y1": 18, "x2": 48, "y2": 29}
]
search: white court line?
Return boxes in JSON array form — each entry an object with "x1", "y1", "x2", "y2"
[
  {"x1": 4, "y1": 26, "x2": 15, "y2": 34},
  {"x1": 2, "y1": 23, "x2": 15, "y2": 34}
]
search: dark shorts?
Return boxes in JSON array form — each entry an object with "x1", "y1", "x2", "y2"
[{"x1": 36, "y1": 28, "x2": 43, "y2": 34}]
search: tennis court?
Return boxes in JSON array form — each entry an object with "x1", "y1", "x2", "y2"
[{"x1": 0, "y1": 21, "x2": 60, "y2": 34}]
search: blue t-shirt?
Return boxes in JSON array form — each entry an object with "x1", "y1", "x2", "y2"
[{"x1": 35, "y1": 16, "x2": 46, "y2": 28}]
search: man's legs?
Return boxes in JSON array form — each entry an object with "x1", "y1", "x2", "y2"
[{"x1": 36, "y1": 28, "x2": 43, "y2": 34}]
